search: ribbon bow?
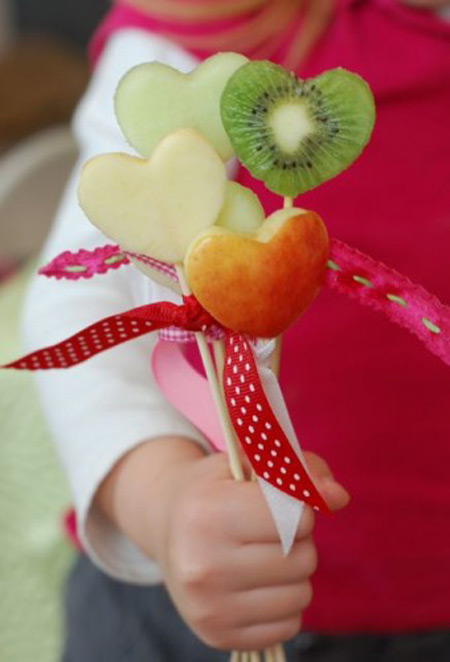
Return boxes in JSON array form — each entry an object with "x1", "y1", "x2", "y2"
[
  {"x1": 5, "y1": 237, "x2": 450, "y2": 514},
  {"x1": 4, "y1": 290, "x2": 328, "y2": 513}
]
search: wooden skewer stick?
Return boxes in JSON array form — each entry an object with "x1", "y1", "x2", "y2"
[
  {"x1": 269, "y1": 199, "x2": 292, "y2": 387},
  {"x1": 176, "y1": 266, "x2": 244, "y2": 481},
  {"x1": 263, "y1": 197, "x2": 292, "y2": 662},
  {"x1": 269, "y1": 199, "x2": 292, "y2": 661},
  {"x1": 213, "y1": 339, "x2": 226, "y2": 384},
  {"x1": 270, "y1": 336, "x2": 283, "y2": 375},
  {"x1": 274, "y1": 643, "x2": 287, "y2": 662}
]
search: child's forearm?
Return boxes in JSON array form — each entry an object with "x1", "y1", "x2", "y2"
[{"x1": 95, "y1": 436, "x2": 206, "y2": 562}]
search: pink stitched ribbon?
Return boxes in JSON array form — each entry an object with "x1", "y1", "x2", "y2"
[
  {"x1": 39, "y1": 240, "x2": 450, "y2": 367},
  {"x1": 326, "y1": 240, "x2": 450, "y2": 367}
]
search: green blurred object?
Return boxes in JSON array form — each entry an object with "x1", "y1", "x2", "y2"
[{"x1": 0, "y1": 264, "x2": 74, "y2": 662}]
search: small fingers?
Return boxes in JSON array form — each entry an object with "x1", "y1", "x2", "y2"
[
  {"x1": 305, "y1": 452, "x2": 351, "y2": 512},
  {"x1": 316, "y1": 475, "x2": 351, "y2": 512},
  {"x1": 224, "y1": 537, "x2": 318, "y2": 591},
  {"x1": 226, "y1": 581, "x2": 313, "y2": 629},
  {"x1": 218, "y1": 482, "x2": 316, "y2": 544},
  {"x1": 221, "y1": 616, "x2": 302, "y2": 652}
]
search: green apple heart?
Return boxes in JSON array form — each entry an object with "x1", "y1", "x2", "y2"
[
  {"x1": 78, "y1": 129, "x2": 227, "y2": 265},
  {"x1": 216, "y1": 182, "x2": 265, "y2": 234},
  {"x1": 221, "y1": 61, "x2": 376, "y2": 197},
  {"x1": 115, "y1": 52, "x2": 248, "y2": 163}
]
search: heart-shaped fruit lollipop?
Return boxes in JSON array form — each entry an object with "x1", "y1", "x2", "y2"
[
  {"x1": 221, "y1": 61, "x2": 376, "y2": 197},
  {"x1": 115, "y1": 52, "x2": 248, "y2": 163},
  {"x1": 78, "y1": 129, "x2": 227, "y2": 265},
  {"x1": 185, "y1": 208, "x2": 329, "y2": 338}
]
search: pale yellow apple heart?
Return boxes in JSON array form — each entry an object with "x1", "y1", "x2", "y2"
[
  {"x1": 115, "y1": 52, "x2": 248, "y2": 163},
  {"x1": 78, "y1": 129, "x2": 227, "y2": 265},
  {"x1": 129, "y1": 256, "x2": 182, "y2": 294}
]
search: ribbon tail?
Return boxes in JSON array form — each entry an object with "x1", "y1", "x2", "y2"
[
  {"x1": 2, "y1": 301, "x2": 185, "y2": 371},
  {"x1": 327, "y1": 239, "x2": 450, "y2": 367},
  {"x1": 223, "y1": 331, "x2": 329, "y2": 515},
  {"x1": 259, "y1": 478, "x2": 305, "y2": 555},
  {"x1": 256, "y1": 359, "x2": 309, "y2": 553}
]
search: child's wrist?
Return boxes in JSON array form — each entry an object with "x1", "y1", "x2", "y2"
[{"x1": 95, "y1": 436, "x2": 206, "y2": 560}]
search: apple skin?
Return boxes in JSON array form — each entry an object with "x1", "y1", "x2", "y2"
[{"x1": 185, "y1": 210, "x2": 330, "y2": 338}]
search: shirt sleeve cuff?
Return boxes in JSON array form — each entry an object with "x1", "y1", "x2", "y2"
[{"x1": 77, "y1": 425, "x2": 211, "y2": 585}]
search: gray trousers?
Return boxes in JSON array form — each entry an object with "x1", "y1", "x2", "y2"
[{"x1": 63, "y1": 556, "x2": 450, "y2": 662}]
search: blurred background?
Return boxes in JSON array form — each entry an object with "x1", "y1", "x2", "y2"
[
  {"x1": 0, "y1": 0, "x2": 109, "y2": 269},
  {"x1": 0, "y1": 2, "x2": 107, "y2": 660}
]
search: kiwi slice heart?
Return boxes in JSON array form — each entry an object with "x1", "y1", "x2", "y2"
[{"x1": 221, "y1": 61, "x2": 376, "y2": 198}]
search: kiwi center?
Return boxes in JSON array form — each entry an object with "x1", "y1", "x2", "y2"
[{"x1": 269, "y1": 103, "x2": 313, "y2": 155}]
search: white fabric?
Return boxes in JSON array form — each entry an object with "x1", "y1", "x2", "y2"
[
  {"x1": 253, "y1": 342, "x2": 305, "y2": 555},
  {"x1": 22, "y1": 29, "x2": 210, "y2": 585}
]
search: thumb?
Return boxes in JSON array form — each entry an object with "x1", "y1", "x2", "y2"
[{"x1": 304, "y1": 451, "x2": 351, "y2": 512}]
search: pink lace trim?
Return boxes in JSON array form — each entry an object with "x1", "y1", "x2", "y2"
[{"x1": 39, "y1": 245, "x2": 129, "y2": 280}]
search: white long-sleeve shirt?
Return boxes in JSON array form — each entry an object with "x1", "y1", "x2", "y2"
[{"x1": 22, "y1": 29, "x2": 209, "y2": 585}]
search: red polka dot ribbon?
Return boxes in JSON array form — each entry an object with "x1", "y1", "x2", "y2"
[
  {"x1": 223, "y1": 333, "x2": 329, "y2": 513},
  {"x1": 2, "y1": 295, "x2": 327, "y2": 511},
  {"x1": 3, "y1": 296, "x2": 215, "y2": 371}
]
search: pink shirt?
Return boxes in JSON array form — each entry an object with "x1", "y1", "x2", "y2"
[{"x1": 93, "y1": 0, "x2": 450, "y2": 634}]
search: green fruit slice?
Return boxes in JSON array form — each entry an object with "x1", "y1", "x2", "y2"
[
  {"x1": 115, "y1": 52, "x2": 248, "y2": 162},
  {"x1": 221, "y1": 61, "x2": 376, "y2": 197},
  {"x1": 216, "y1": 182, "x2": 265, "y2": 234}
]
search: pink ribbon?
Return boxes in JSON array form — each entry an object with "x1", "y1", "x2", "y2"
[
  {"x1": 152, "y1": 341, "x2": 226, "y2": 452},
  {"x1": 326, "y1": 240, "x2": 450, "y2": 367}
]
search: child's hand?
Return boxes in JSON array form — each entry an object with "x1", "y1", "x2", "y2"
[
  {"x1": 156, "y1": 451, "x2": 348, "y2": 651},
  {"x1": 97, "y1": 439, "x2": 349, "y2": 651}
]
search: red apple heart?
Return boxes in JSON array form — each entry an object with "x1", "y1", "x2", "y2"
[{"x1": 185, "y1": 208, "x2": 329, "y2": 338}]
